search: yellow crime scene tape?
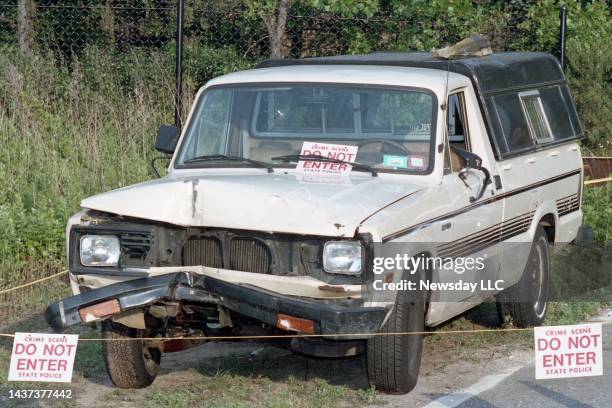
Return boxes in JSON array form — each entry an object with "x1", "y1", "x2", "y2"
[
  {"x1": 0, "y1": 326, "x2": 609, "y2": 341},
  {"x1": 0, "y1": 269, "x2": 545, "y2": 341},
  {"x1": 0, "y1": 264, "x2": 542, "y2": 341},
  {"x1": 0, "y1": 269, "x2": 68, "y2": 296},
  {"x1": 584, "y1": 176, "x2": 612, "y2": 186},
  {"x1": 0, "y1": 328, "x2": 536, "y2": 341},
  {"x1": 0, "y1": 178, "x2": 608, "y2": 342}
]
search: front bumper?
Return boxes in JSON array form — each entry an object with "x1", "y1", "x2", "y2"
[{"x1": 45, "y1": 272, "x2": 387, "y2": 337}]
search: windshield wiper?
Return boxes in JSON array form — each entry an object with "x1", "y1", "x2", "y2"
[
  {"x1": 271, "y1": 154, "x2": 377, "y2": 177},
  {"x1": 183, "y1": 155, "x2": 273, "y2": 173}
]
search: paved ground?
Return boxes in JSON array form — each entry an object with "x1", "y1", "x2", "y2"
[{"x1": 381, "y1": 309, "x2": 612, "y2": 408}]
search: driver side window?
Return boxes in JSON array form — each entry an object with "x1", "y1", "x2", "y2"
[{"x1": 444, "y1": 92, "x2": 471, "y2": 173}]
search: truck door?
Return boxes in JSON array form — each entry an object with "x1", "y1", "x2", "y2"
[{"x1": 434, "y1": 91, "x2": 504, "y2": 310}]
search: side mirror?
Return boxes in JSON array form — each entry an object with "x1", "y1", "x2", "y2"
[
  {"x1": 452, "y1": 146, "x2": 491, "y2": 203},
  {"x1": 452, "y1": 146, "x2": 482, "y2": 168},
  {"x1": 155, "y1": 125, "x2": 180, "y2": 154}
]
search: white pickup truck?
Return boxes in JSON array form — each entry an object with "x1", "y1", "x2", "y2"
[{"x1": 46, "y1": 50, "x2": 589, "y2": 394}]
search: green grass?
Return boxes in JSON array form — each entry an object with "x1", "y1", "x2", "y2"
[
  {"x1": 139, "y1": 351, "x2": 378, "y2": 408},
  {"x1": 136, "y1": 348, "x2": 378, "y2": 408},
  {"x1": 73, "y1": 341, "x2": 106, "y2": 380},
  {"x1": 146, "y1": 387, "x2": 195, "y2": 408},
  {"x1": 545, "y1": 302, "x2": 604, "y2": 326},
  {"x1": 84, "y1": 346, "x2": 380, "y2": 408},
  {"x1": 582, "y1": 184, "x2": 612, "y2": 243}
]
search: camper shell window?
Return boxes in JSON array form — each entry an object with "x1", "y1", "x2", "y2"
[
  {"x1": 520, "y1": 90, "x2": 554, "y2": 144},
  {"x1": 488, "y1": 84, "x2": 582, "y2": 156}
]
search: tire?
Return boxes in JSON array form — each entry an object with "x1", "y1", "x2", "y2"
[
  {"x1": 101, "y1": 320, "x2": 161, "y2": 388},
  {"x1": 366, "y1": 272, "x2": 425, "y2": 394},
  {"x1": 497, "y1": 225, "x2": 550, "y2": 327}
]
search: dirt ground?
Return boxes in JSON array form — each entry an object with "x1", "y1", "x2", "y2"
[{"x1": 0, "y1": 302, "x2": 537, "y2": 408}]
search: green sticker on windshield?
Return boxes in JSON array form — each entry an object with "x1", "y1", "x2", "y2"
[{"x1": 383, "y1": 155, "x2": 408, "y2": 168}]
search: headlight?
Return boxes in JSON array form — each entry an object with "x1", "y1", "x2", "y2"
[
  {"x1": 80, "y1": 235, "x2": 120, "y2": 266},
  {"x1": 323, "y1": 241, "x2": 362, "y2": 275}
]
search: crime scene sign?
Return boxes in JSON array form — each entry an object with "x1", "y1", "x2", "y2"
[
  {"x1": 297, "y1": 142, "x2": 358, "y2": 176},
  {"x1": 8, "y1": 333, "x2": 79, "y2": 383},
  {"x1": 534, "y1": 323, "x2": 603, "y2": 379}
]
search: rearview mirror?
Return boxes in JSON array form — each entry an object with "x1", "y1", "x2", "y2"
[{"x1": 155, "y1": 125, "x2": 180, "y2": 154}]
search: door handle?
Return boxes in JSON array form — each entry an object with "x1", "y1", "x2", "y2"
[
  {"x1": 548, "y1": 150, "x2": 559, "y2": 157},
  {"x1": 441, "y1": 222, "x2": 452, "y2": 231}
]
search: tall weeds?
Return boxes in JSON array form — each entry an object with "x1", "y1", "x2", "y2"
[{"x1": 0, "y1": 46, "x2": 174, "y2": 288}]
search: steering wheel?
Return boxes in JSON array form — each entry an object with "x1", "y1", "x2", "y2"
[{"x1": 357, "y1": 139, "x2": 411, "y2": 156}]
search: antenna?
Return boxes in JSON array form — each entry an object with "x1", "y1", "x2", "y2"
[
  {"x1": 442, "y1": 58, "x2": 451, "y2": 111},
  {"x1": 439, "y1": 57, "x2": 451, "y2": 178}
]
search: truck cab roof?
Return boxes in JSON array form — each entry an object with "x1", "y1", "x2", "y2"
[
  {"x1": 207, "y1": 64, "x2": 468, "y2": 96},
  {"x1": 256, "y1": 51, "x2": 566, "y2": 96}
]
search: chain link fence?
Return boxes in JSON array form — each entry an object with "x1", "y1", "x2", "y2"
[
  {"x1": 0, "y1": 2, "x2": 176, "y2": 51},
  {"x1": 0, "y1": 3, "x2": 448, "y2": 56},
  {"x1": 0, "y1": 2, "x2": 545, "y2": 66},
  {"x1": 0, "y1": 1, "x2": 553, "y2": 122}
]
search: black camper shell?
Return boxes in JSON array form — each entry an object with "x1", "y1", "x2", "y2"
[{"x1": 257, "y1": 52, "x2": 583, "y2": 160}]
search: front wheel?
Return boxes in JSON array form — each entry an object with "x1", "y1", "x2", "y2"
[
  {"x1": 497, "y1": 225, "x2": 550, "y2": 327},
  {"x1": 366, "y1": 276, "x2": 425, "y2": 394},
  {"x1": 101, "y1": 321, "x2": 161, "y2": 388}
]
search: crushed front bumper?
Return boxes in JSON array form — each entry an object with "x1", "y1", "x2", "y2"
[{"x1": 45, "y1": 272, "x2": 387, "y2": 337}]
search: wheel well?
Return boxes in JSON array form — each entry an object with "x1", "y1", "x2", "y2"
[{"x1": 538, "y1": 213, "x2": 556, "y2": 243}]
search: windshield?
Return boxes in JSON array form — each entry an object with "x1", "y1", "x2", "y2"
[{"x1": 175, "y1": 84, "x2": 436, "y2": 173}]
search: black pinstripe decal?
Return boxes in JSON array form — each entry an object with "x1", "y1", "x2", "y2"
[
  {"x1": 436, "y1": 211, "x2": 535, "y2": 258},
  {"x1": 382, "y1": 168, "x2": 581, "y2": 242},
  {"x1": 556, "y1": 193, "x2": 580, "y2": 216}
]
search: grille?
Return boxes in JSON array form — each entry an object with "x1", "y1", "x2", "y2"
[
  {"x1": 229, "y1": 238, "x2": 271, "y2": 273},
  {"x1": 182, "y1": 237, "x2": 223, "y2": 268},
  {"x1": 182, "y1": 235, "x2": 272, "y2": 274},
  {"x1": 120, "y1": 232, "x2": 153, "y2": 260},
  {"x1": 229, "y1": 238, "x2": 271, "y2": 274}
]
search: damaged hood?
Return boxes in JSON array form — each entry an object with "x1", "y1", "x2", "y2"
[{"x1": 80, "y1": 173, "x2": 422, "y2": 237}]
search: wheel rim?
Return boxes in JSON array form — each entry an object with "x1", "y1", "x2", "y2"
[
  {"x1": 141, "y1": 342, "x2": 159, "y2": 375},
  {"x1": 532, "y1": 237, "x2": 548, "y2": 319}
]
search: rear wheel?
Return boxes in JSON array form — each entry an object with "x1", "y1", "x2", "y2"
[
  {"x1": 497, "y1": 226, "x2": 550, "y2": 327},
  {"x1": 366, "y1": 273, "x2": 425, "y2": 394},
  {"x1": 101, "y1": 321, "x2": 161, "y2": 388}
]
